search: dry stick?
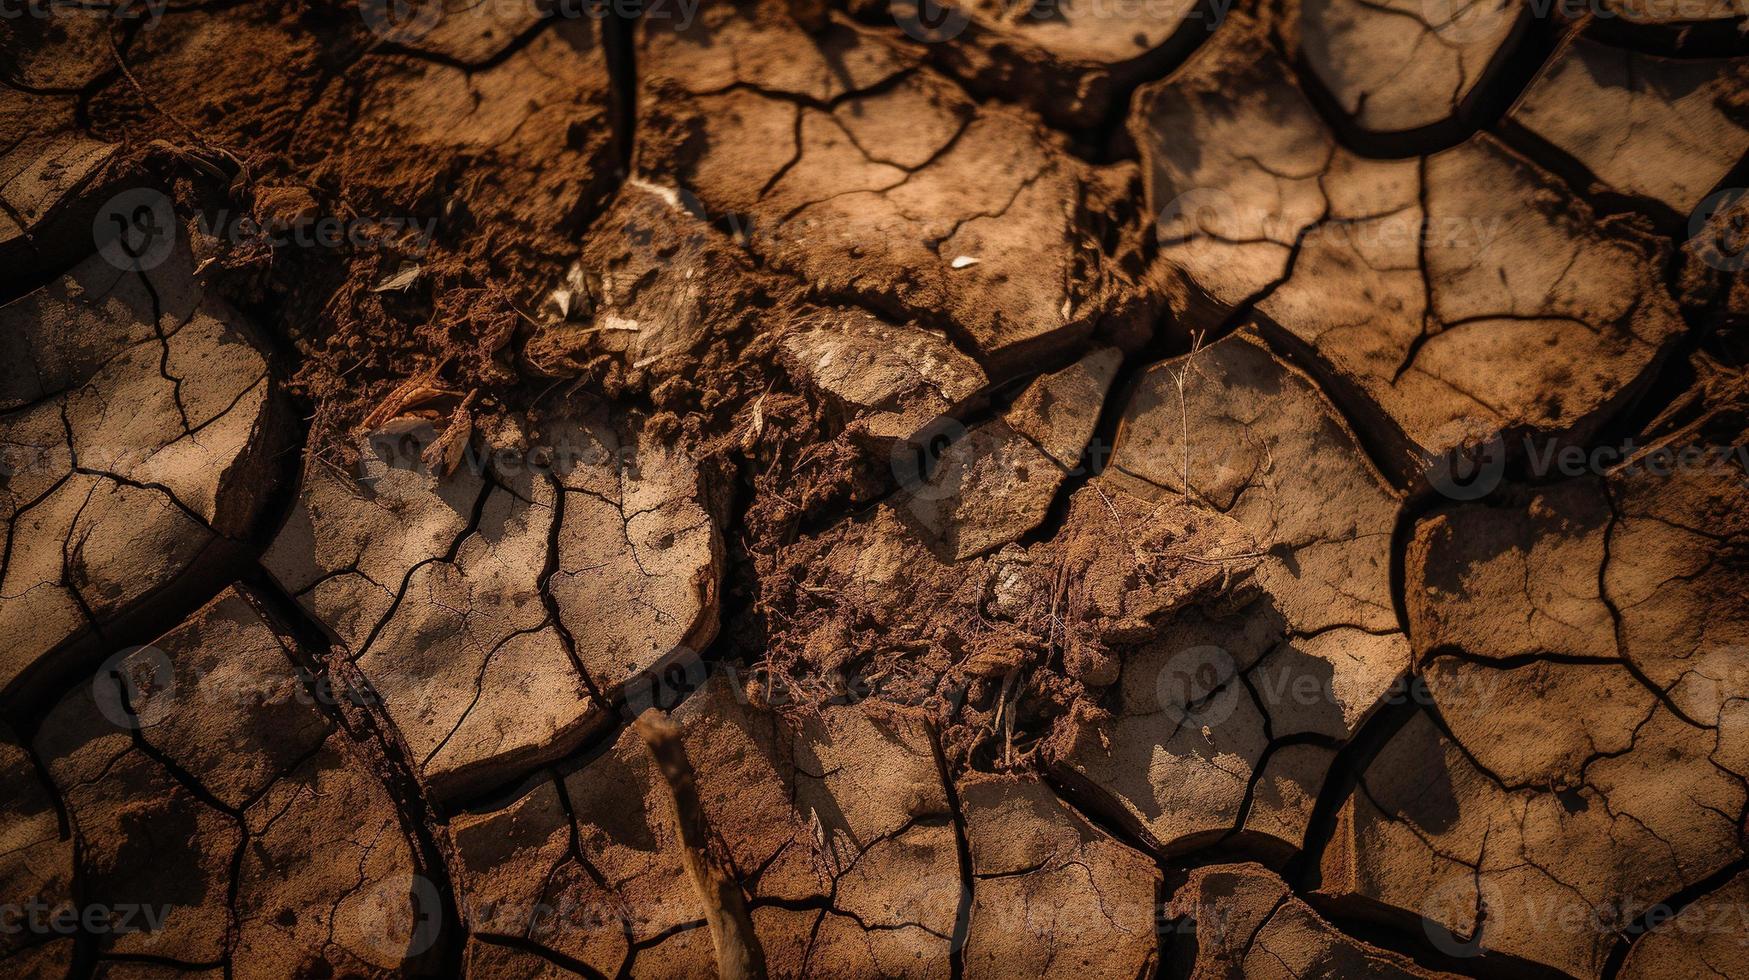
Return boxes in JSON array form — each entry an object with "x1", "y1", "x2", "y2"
[
  {"x1": 633, "y1": 711, "x2": 768, "y2": 980},
  {"x1": 1003, "y1": 671, "x2": 1020, "y2": 767},
  {"x1": 1169, "y1": 329, "x2": 1207, "y2": 489},
  {"x1": 991, "y1": 669, "x2": 1014, "y2": 746}
]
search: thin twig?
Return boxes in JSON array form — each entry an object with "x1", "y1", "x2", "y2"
[
  {"x1": 634, "y1": 711, "x2": 767, "y2": 980},
  {"x1": 1169, "y1": 329, "x2": 1207, "y2": 488}
]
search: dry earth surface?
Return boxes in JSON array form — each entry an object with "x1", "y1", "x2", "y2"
[{"x1": 2, "y1": 0, "x2": 1749, "y2": 977}]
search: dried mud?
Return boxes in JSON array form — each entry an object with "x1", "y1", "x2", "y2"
[{"x1": 3, "y1": 0, "x2": 1749, "y2": 977}]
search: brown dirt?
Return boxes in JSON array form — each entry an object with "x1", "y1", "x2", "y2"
[{"x1": 4, "y1": 0, "x2": 1749, "y2": 977}]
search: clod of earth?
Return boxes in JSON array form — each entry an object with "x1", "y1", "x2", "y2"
[
  {"x1": 1506, "y1": 35, "x2": 1749, "y2": 217},
  {"x1": 1315, "y1": 371, "x2": 1749, "y2": 978},
  {"x1": 779, "y1": 308, "x2": 987, "y2": 447},
  {"x1": 901, "y1": 347, "x2": 1122, "y2": 559},
  {"x1": 30, "y1": 588, "x2": 434, "y2": 977},
  {"x1": 0, "y1": 121, "x2": 115, "y2": 272},
  {"x1": 0, "y1": 242, "x2": 283, "y2": 702},
  {"x1": 1056, "y1": 327, "x2": 1407, "y2": 858},
  {"x1": 1293, "y1": 0, "x2": 1526, "y2": 138},
  {"x1": 4, "y1": 0, "x2": 1749, "y2": 976},
  {"x1": 0, "y1": 723, "x2": 75, "y2": 975},
  {"x1": 0, "y1": 16, "x2": 115, "y2": 271},
  {"x1": 848, "y1": 0, "x2": 1207, "y2": 129},
  {"x1": 263, "y1": 407, "x2": 723, "y2": 800},
  {"x1": 1139, "y1": 13, "x2": 1686, "y2": 483},
  {"x1": 1619, "y1": 870, "x2": 1749, "y2": 979},
  {"x1": 638, "y1": 4, "x2": 1150, "y2": 376},
  {"x1": 450, "y1": 676, "x2": 963, "y2": 977},
  {"x1": 1169, "y1": 862, "x2": 1459, "y2": 977},
  {"x1": 959, "y1": 774, "x2": 1161, "y2": 978}
]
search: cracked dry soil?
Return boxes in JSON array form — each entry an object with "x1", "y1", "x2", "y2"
[{"x1": 4, "y1": 0, "x2": 1749, "y2": 977}]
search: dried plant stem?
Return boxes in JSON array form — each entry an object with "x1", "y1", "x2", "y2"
[{"x1": 635, "y1": 710, "x2": 768, "y2": 980}]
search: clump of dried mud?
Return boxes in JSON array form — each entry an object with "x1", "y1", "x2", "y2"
[{"x1": 7, "y1": 0, "x2": 1749, "y2": 977}]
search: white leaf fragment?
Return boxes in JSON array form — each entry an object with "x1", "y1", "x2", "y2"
[{"x1": 371, "y1": 262, "x2": 423, "y2": 293}]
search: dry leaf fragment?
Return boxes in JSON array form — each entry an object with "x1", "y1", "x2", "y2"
[
  {"x1": 358, "y1": 374, "x2": 464, "y2": 432},
  {"x1": 370, "y1": 261, "x2": 423, "y2": 293},
  {"x1": 373, "y1": 414, "x2": 435, "y2": 438},
  {"x1": 741, "y1": 392, "x2": 768, "y2": 451},
  {"x1": 420, "y1": 390, "x2": 478, "y2": 477},
  {"x1": 542, "y1": 260, "x2": 595, "y2": 322}
]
